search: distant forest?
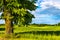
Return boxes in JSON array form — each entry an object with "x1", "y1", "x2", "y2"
[
  {"x1": 31, "y1": 23, "x2": 60, "y2": 26},
  {"x1": 0, "y1": 23, "x2": 60, "y2": 26}
]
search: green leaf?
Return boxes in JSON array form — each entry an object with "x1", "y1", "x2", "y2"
[{"x1": 0, "y1": 0, "x2": 36, "y2": 26}]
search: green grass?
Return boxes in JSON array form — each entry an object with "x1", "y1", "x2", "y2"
[
  {"x1": 0, "y1": 33, "x2": 60, "y2": 40},
  {"x1": 14, "y1": 26, "x2": 60, "y2": 33},
  {"x1": 0, "y1": 25, "x2": 60, "y2": 40},
  {"x1": 14, "y1": 34, "x2": 60, "y2": 40}
]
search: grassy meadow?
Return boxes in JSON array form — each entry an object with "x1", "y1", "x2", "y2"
[{"x1": 0, "y1": 25, "x2": 60, "y2": 40}]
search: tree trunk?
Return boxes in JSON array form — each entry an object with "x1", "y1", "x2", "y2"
[
  {"x1": 5, "y1": 19, "x2": 13, "y2": 35},
  {"x1": 4, "y1": 10, "x2": 13, "y2": 35},
  {"x1": 3, "y1": 0, "x2": 13, "y2": 38}
]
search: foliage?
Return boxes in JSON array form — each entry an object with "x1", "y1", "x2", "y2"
[{"x1": 0, "y1": 0, "x2": 37, "y2": 26}]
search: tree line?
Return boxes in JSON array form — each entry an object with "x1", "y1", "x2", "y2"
[{"x1": 31, "y1": 23, "x2": 60, "y2": 27}]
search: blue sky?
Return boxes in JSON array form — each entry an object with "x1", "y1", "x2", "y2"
[
  {"x1": 0, "y1": 12, "x2": 5, "y2": 24},
  {"x1": 0, "y1": 0, "x2": 60, "y2": 24},
  {"x1": 31, "y1": 0, "x2": 60, "y2": 24}
]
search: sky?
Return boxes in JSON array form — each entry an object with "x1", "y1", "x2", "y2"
[
  {"x1": 0, "y1": 0, "x2": 60, "y2": 24},
  {"x1": 0, "y1": 12, "x2": 5, "y2": 24},
  {"x1": 31, "y1": 0, "x2": 60, "y2": 24}
]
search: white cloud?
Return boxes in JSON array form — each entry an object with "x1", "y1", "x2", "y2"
[
  {"x1": 0, "y1": 12, "x2": 2, "y2": 15},
  {"x1": 39, "y1": 0, "x2": 60, "y2": 9},
  {"x1": 32, "y1": 14, "x2": 60, "y2": 24},
  {"x1": 0, "y1": 19, "x2": 5, "y2": 24},
  {"x1": 31, "y1": 0, "x2": 60, "y2": 24},
  {"x1": 33, "y1": 0, "x2": 60, "y2": 14}
]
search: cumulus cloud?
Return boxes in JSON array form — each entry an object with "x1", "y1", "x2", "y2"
[
  {"x1": 32, "y1": 0, "x2": 60, "y2": 14},
  {"x1": 39, "y1": 0, "x2": 60, "y2": 9},
  {"x1": 31, "y1": 0, "x2": 60, "y2": 24},
  {"x1": 32, "y1": 14, "x2": 60, "y2": 24}
]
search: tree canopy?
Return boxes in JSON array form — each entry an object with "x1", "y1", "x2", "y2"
[
  {"x1": 0, "y1": 0, "x2": 37, "y2": 35},
  {"x1": 0, "y1": 0, "x2": 37, "y2": 26}
]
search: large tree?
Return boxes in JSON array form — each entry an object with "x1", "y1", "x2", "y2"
[{"x1": 0, "y1": 0, "x2": 36, "y2": 35}]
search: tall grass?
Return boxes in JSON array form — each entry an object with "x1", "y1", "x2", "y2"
[
  {"x1": 13, "y1": 33, "x2": 60, "y2": 40},
  {"x1": 0, "y1": 33, "x2": 60, "y2": 40}
]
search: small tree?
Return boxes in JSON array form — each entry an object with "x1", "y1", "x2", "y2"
[{"x1": 0, "y1": 0, "x2": 36, "y2": 35}]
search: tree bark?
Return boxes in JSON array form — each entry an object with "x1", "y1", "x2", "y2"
[
  {"x1": 4, "y1": 10, "x2": 13, "y2": 35},
  {"x1": 3, "y1": 0, "x2": 13, "y2": 36},
  {"x1": 5, "y1": 19, "x2": 13, "y2": 35}
]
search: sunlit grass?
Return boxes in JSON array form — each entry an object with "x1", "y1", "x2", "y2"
[
  {"x1": 0, "y1": 25, "x2": 60, "y2": 40},
  {"x1": 10, "y1": 34, "x2": 60, "y2": 40},
  {"x1": 0, "y1": 33, "x2": 58, "y2": 40},
  {"x1": 14, "y1": 26, "x2": 60, "y2": 33}
]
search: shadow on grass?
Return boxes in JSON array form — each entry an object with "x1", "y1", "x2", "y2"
[
  {"x1": 0, "y1": 28, "x2": 5, "y2": 31},
  {"x1": 15, "y1": 31, "x2": 60, "y2": 36}
]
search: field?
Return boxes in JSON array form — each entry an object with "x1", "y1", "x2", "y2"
[{"x1": 0, "y1": 25, "x2": 60, "y2": 40}]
